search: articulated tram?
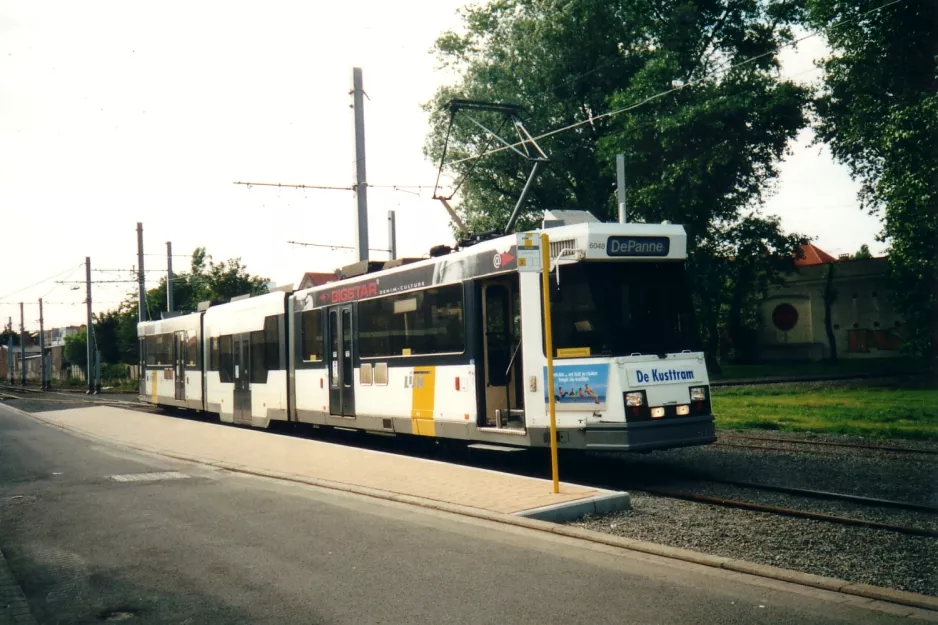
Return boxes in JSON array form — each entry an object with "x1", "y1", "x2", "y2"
[{"x1": 138, "y1": 219, "x2": 715, "y2": 452}]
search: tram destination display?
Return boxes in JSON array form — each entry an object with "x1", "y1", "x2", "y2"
[{"x1": 605, "y1": 236, "x2": 670, "y2": 257}]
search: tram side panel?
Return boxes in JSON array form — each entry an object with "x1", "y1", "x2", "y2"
[
  {"x1": 202, "y1": 292, "x2": 289, "y2": 427},
  {"x1": 290, "y1": 284, "x2": 480, "y2": 436},
  {"x1": 138, "y1": 313, "x2": 203, "y2": 409}
]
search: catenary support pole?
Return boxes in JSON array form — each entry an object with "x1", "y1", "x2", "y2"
[
  {"x1": 166, "y1": 241, "x2": 174, "y2": 313},
  {"x1": 7, "y1": 317, "x2": 12, "y2": 384},
  {"x1": 39, "y1": 298, "x2": 46, "y2": 390},
  {"x1": 540, "y1": 233, "x2": 559, "y2": 494},
  {"x1": 19, "y1": 303, "x2": 25, "y2": 386},
  {"x1": 137, "y1": 223, "x2": 146, "y2": 322},
  {"x1": 352, "y1": 67, "x2": 369, "y2": 262},
  {"x1": 86, "y1": 257, "x2": 94, "y2": 394},
  {"x1": 388, "y1": 210, "x2": 397, "y2": 261},
  {"x1": 616, "y1": 153, "x2": 627, "y2": 223}
]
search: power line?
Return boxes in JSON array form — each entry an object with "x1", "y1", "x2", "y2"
[
  {"x1": 233, "y1": 181, "x2": 449, "y2": 194},
  {"x1": 444, "y1": 0, "x2": 906, "y2": 168},
  {"x1": 233, "y1": 181, "x2": 352, "y2": 191},
  {"x1": 0, "y1": 263, "x2": 85, "y2": 302},
  {"x1": 287, "y1": 240, "x2": 391, "y2": 254}
]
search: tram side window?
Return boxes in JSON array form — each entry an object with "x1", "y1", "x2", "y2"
[
  {"x1": 186, "y1": 333, "x2": 198, "y2": 368},
  {"x1": 300, "y1": 309, "x2": 323, "y2": 362},
  {"x1": 208, "y1": 337, "x2": 220, "y2": 371},
  {"x1": 219, "y1": 335, "x2": 233, "y2": 383},
  {"x1": 250, "y1": 330, "x2": 266, "y2": 383},
  {"x1": 264, "y1": 315, "x2": 281, "y2": 371},
  {"x1": 359, "y1": 285, "x2": 464, "y2": 357},
  {"x1": 145, "y1": 334, "x2": 171, "y2": 366}
]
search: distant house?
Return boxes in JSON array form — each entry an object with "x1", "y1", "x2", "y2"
[
  {"x1": 758, "y1": 244, "x2": 903, "y2": 361},
  {"x1": 297, "y1": 271, "x2": 337, "y2": 291}
]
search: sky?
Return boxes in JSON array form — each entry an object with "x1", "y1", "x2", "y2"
[{"x1": 0, "y1": 1, "x2": 885, "y2": 331}]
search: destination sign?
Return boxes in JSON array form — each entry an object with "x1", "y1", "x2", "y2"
[{"x1": 606, "y1": 236, "x2": 670, "y2": 257}]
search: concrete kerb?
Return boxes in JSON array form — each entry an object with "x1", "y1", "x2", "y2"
[
  {"x1": 516, "y1": 491, "x2": 631, "y2": 522},
  {"x1": 9, "y1": 404, "x2": 938, "y2": 615}
]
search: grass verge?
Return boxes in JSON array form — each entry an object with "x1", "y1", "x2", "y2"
[{"x1": 713, "y1": 381, "x2": 938, "y2": 442}]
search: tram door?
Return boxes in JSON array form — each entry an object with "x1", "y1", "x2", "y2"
[
  {"x1": 232, "y1": 333, "x2": 252, "y2": 424},
  {"x1": 480, "y1": 279, "x2": 524, "y2": 429},
  {"x1": 173, "y1": 331, "x2": 187, "y2": 401},
  {"x1": 327, "y1": 307, "x2": 356, "y2": 417}
]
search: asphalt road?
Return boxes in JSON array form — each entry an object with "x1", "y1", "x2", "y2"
[{"x1": 0, "y1": 403, "x2": 925, "y2": 624}]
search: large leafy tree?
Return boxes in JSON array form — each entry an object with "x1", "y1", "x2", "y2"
[
  {"x1": 802, "y1": 0, "x2": 937, "y2": 368},
  {"x1": 425, "y1": 0, "x2": 810, "y2": 368}
]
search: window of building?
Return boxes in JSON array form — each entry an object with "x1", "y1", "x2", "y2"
[
  {"x1": 301, "y1": 309, "x2": 323, "y2": 362},
  {"x1": 358, "y1": 284, "x2": 464, "y2": 358}
]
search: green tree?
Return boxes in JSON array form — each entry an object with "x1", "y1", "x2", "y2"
[
  {"x1": 64, "y1": 327, "x2": 88, "y2": 375},
  {"x1": 803, "y1": 0, "x2": 938, "y2": 368},
  {"x1": 851, "y1": 244, "x2": 872, "y2": 260},
  {"x1": 0, "y1": 318, "x2": 19, "y2": 347},
  {"x1": 425, "y1": 0, "x2": 810, "y2": 369}
]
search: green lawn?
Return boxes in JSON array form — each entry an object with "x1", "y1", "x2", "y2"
[
  {"x1": 712, "y1": 359, "x2": 927, "y2": 381},
  {"x1": 713, "y1": 382, "x2": 938, "y2": 442}
]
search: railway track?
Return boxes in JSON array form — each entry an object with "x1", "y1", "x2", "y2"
[
  {"x1": 639, "y1": 486, "x2": 938, "y2": 538},
  {"x1": 718, "y1": 432, "x2": 938, "y2": 457}
]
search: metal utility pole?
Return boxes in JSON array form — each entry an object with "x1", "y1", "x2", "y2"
[
  {"x1": 18, "y1": 304, "x2": 25, "y2": 386},
  {"x1": 6, "y1": 316, "x2": 12, "y2": 384},
  {"x1": 616, "y1": 153, "x2": 627, "y2": 223},
  {"x1": 387, "y1": 210, "x2": 397, "y2": 260},
  {"x1": 39, "y1": 298, "x2": 46, "y2": 391},
  {"x1": 137, "y1": 222, "x2": 146, "y2": 322},
  {"x1": 166, "y1": 241, "x2": 174, "y2": 313},
  {"x1": 351, "y1": 67, "x2": 369, "y2": 262},
  {"x1": 85, "y1": 257, "x2": 94, "y2": 394}
]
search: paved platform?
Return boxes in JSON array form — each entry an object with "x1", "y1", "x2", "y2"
[{"x1": 24, "y1": 406, "x2": 629, "y2": 521}]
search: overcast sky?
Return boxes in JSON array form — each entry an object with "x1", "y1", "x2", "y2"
[{"x1": 0, "y1": 1, "x2": 884, "y2": 331}]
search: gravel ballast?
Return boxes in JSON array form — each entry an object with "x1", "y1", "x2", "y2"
[{"x1": 571, "y1": 492, "x2": 938, "y2": 597}]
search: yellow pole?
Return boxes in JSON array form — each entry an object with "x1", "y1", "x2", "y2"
[{"x1": 540, "y1": 232, "x2": 560, "y2": 494}]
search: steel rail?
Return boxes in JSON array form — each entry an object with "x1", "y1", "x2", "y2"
[
  {"x1": 713, "y1": 441, "x2": 843, "y2": 457},
  {"x1": 719, "y1": 433, "x2": 938, "y2": 456},
  {"x1": 640, "y1": 488, "x2": 938, "y2": 538},
  {"x1": 705, "y1": 478, "x2": 938, "y2": 515}
]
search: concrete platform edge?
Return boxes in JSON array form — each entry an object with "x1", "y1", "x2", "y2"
[
  {"x1": 9, "y1": 404, "x2": 938, "y2": 616},
  {"x1": 516, "y1": 491, "x2": 631, "y2": 522}
]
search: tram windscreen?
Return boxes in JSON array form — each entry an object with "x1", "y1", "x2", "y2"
[{"x1": 545, "y1": 261, "x2": 700, "y2": 357}]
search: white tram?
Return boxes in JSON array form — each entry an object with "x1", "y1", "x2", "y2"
[{"x1": 138, "y1": 219, "x2": 715, "y2": 452}]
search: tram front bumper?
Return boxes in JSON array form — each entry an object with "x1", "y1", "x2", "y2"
[{"x1": 533, "y1": 415, "x2": 716, "y2": 452}]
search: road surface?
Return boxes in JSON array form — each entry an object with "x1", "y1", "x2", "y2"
[{"x1": 0, "y1": 403, "x2": 927, "y2": 624}]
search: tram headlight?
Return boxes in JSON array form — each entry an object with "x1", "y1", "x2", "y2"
[
  {"x1": 625, "y1": 392, "x2": 644, "y2": 407},
  {"x1": 690, "y1": 386, "x2": 707, "y2": 402}
]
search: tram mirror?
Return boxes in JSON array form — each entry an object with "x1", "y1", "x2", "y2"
[
  {"x1": 548, "y1": 267, "x2": 563, "y2": 302},
  {"x1": 548, "y1": 278, "x2": 562, "y2": 302}
]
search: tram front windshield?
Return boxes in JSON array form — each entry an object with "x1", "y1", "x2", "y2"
[{"x1": 546, "y1": 261, "x2": 699, "y2": 357}]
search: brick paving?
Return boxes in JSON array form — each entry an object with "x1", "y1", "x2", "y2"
[{"x1": 29, "y1": 407, "x2": 607, "y2": 515}]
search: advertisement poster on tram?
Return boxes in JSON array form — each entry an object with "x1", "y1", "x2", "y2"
[{"x1": 543, "y1": 364, "x2": 609, "y2": 411}]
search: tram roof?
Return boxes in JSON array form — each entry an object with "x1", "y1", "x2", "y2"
[{"x1": 292, "y1": 221, "x2": 687, "y2": 310}]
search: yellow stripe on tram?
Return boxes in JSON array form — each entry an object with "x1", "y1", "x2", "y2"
[
  {"x1": 410, "y1": 366, "x2": 436, "y2": 436},
  {"x1": 151, "y1": 369, "x2": 158, "y2": 404}
]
